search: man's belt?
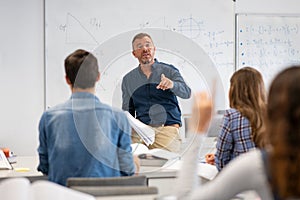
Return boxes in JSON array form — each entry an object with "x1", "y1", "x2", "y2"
[{"x1": 150, "y1": 124, "x2": 180, "y2": 128}]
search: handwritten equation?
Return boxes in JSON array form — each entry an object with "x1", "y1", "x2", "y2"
[{"x1": 237, "y1": 15, "x2": 300, "y2": 86}]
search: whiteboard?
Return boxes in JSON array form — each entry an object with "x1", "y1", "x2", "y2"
[
  {"x1": 45, "y1": 0, "x2": 235, "y2": 112},
  {"x1": 236, "y1": 14, "x2": 300, "y2": 88}
]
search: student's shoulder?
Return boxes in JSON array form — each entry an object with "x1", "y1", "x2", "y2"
[
  {"x1": 225, "y1": 108, "x2": 242, "y2": 118},
  {"x1": 42, "y1": 101, "x2": 70, "y2": 116},
  {"x1": 111, "y1": 106, "x2": 127, "y2": 117},
  {"x1": 96, "y1": 102, "x2": 127, "y2": 118}
]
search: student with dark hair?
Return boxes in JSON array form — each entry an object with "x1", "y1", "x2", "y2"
[
  {"x1": 175, "y1": 66, "x2": 300, "y2": 199},
  {"x1": 37, "y1": 49, "x2": 138, "y2": 186}
]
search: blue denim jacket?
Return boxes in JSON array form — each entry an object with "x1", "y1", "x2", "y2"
[{"x1": 37, "y1": 92, "x2": 135, "y2": 185}]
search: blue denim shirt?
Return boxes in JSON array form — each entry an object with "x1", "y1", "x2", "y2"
[
  {"x1": 37, "y1": 92, "x2": 135, "y2": 186},
  {"x1": 215, "y1": 108, "x2": 256, "y2": 171},
  {"x1": 121, "y1": 59, "x2": 191, "y2": 126}
]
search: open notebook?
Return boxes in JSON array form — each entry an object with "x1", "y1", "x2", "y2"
[
  {"x1": 0, "y1": 149, "x2": 12, "y2": 170},
  {"x1": 0, "y1": 177, "x2": 95, "y2": 200}
]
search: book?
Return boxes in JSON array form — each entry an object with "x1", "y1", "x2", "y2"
[
  {"x1": 131, "y1": 143, "x2": 180, "y2": 167},
  {"x1": 125, "y1": 111, "x2": 155, "y2": 146},
  {"x1": 0, "y1": 149, "x2": 13, "y2": 170},
  {"x1": 0, "y1": 177, "x2": 95, "y2": 200}
]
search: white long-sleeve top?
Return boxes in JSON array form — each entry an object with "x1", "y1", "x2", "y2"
[{"x1": 175, "y1": 134, "x2": 273, "y2": 200}]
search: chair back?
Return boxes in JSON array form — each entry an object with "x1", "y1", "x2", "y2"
[{"x1": 66, "y1": 176, "x2": 158, "y2": 197}]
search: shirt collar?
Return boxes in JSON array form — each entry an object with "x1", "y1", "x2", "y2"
[{"x1": 71, "y1": 92, "x2": 97, "y2": 100}]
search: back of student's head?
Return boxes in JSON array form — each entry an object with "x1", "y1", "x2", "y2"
[
  {"x1": 64, "y1": 49, "x2": 99, "y2": 89},
  {"x1": 267, "y1": 66, "x2": 300, "y2": 198},
  {"x1": 229, "y1": 66, "x2": 267, "y2": 148}
]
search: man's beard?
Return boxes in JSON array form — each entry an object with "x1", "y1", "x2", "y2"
[
  {"x1": 141, "y1": 58, "x2": 152, "y2": 65},
  {"x1": 142, "y1": 60, "x2": 151, "y2": 65}
]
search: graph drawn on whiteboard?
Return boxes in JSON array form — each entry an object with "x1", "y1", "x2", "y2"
[
  {"x1": 236, "y1": 14, "x2": 300, "y2": 87},
  {"x1": 59, "y1": 13, "x2": 99, "y2": 45},
  {"x1": 177, "y1": 15, "x2": 205, "y2": 39},
  {"x1": 138, "y1": 16, "x2": 176, "y2": 31}
]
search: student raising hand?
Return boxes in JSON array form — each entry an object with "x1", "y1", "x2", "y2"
[{"x1": 189, "y1": 92, "x2": 213, "y2": 133}]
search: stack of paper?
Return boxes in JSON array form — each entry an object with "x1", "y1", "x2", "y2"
[{"x1": 125, "y1": 111, "x2": 155, "y2": 146}]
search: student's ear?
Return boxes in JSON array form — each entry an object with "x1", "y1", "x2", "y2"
[
  {"x1": 65, "y1": 75, "x2": 72, "y2": 85},
  {"x1": 96, "y1": 72, "x2": 101, "y2": 82}
]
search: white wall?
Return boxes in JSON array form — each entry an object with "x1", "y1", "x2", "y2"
[{"x1": 0, "y1": 0, "x2": 44, "y2": 156}]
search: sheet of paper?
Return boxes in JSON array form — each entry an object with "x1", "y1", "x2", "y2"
[
  {"x1": 125, "y1": 111, "x2": 155, "y2": 145},
  {"x1": 197, "y1": 163, "x2": 218, "y2": 180}
]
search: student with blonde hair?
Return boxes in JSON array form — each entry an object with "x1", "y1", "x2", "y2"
[{"x1": 212, "y1": 67, "x2": 267, "y2": 170}]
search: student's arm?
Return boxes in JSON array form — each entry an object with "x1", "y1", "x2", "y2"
[
  {"x1": 215, "y1": 113, "x2": 233, "y2": 171},
  {"x1": 190, "y1": 150, "x2": 272, "y2": 200},
  {"x1": 175, "y1": 92, "x2": 213, "y2": 199},
  {"x1": 117, "y1": 112, "x2": 135, "y2": 176},
  {"x1": 175, "y1": 93, "x2": 272, "y2": 200},
  {"x1": 37, "y1": 113, "x2": 49, "y2": 175},
  {"x1": 133, "y1": 155, "x2": 140, "y2": 174}
]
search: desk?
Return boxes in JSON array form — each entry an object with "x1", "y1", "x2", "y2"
[
  {"x1": 0, "y1": 156, "x2": 259, "y2": 200},
  {"x1": 0, "y1": 156, "x2": 176, "y2": 178},
  {"x1": 139, "y1": 164, "x2": 177, "y2": 196},
  {"x1": 0, "y1": 156, "x2": 187, "y2": 196},
  {"x1": 0, "y1": 156, "x2": 42, "y2": 178},
  {"x1": 0, "y1": 155, "x2": 176, "y2": 196},
  {"x1": 95, "y1": 195, "x2": 157, "y2": 200},
  {"x1": 139, "y1": 161, "x2": 217, "y2": 196}
]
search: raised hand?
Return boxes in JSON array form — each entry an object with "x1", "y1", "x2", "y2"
[{"x1": 188, "y1": 92, "x2": 213, "y2": 133}]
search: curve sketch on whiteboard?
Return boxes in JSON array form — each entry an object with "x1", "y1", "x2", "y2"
[
  {"x1": 177, "y1": 15, "x2": 205, "y2": 39},
  {"x1": 60, "y1": 13, "x2": 100, "y2": 45}
]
